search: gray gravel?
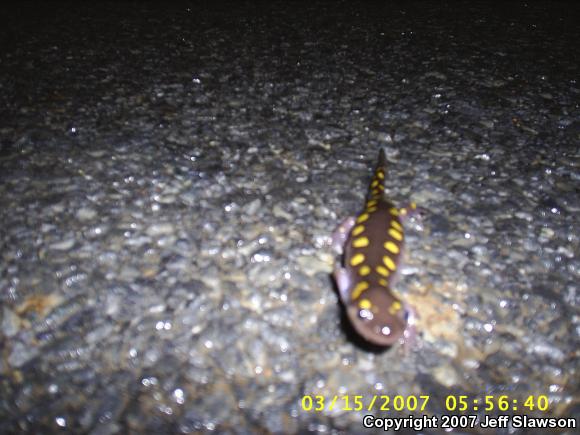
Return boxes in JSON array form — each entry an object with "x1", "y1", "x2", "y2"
[{"x1": 1, "y1": 1, "x2": 578, "y2": 434}]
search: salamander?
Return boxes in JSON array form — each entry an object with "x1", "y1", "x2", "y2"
[{"x1": 332, "y1": 148, "x2": 417, "y2": 347}]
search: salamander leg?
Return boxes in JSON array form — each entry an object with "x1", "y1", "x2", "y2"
[
  {"x1": 333, "y1": 265, "x2": 352, "y2": 305},
  {"x1": 331, "y1": 216, "x2": 356, "y2": 255},
  {"x1": 400, "y1": 303, "x2": 419, "y2": 354},
  {"x1": 398, "y1": 202, "x2": 426, "y2": 220}
]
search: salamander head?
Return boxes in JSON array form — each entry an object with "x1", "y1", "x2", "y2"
[{"x1": 347, "y1": 287, "x2": 408, "y2": 346}]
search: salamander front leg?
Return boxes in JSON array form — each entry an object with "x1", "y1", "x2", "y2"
[
  {"x1": 333, "y1": 265, "x2": 352, "y2": 305},
  {"x1": 331, "y1": 216, "x2": 356, "y2": 255},
  {"x1": 401, "y1": 303, "x2": 419, "y2": 354}
]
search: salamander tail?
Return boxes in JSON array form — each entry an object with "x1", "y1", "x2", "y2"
[
  {"x1": 368, "y1": 149, "x2": 387, "y2": 199},
  {"x1": 378, "y1": 148, "x2": 388, "y2": 170}
]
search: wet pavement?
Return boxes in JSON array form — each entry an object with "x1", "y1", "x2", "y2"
[{"x1": 1, "y1": 1, "x2": 579, "y2": 434}]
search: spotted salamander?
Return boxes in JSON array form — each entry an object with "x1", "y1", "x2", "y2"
[{"x1": 332, "y1": 149, "x2": 417, "y2": 347}]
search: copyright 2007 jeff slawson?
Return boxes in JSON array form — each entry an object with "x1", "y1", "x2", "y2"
[{"x1": 362, "y1": 414, "x2": 577, "y2": 431}]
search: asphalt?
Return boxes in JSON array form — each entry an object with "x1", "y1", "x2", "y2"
[{"x1": 1, "y1": 1, "x2": 579, "y2": 433}]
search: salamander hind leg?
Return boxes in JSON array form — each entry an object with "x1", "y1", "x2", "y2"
[{"x1": 398, "y1": 202, "x2": 426, "y2": 220}]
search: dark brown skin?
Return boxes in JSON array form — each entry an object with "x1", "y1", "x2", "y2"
[
  {"x1": 342, "y1": 198, "x2": 408, "y2": 346},
  {"x1": 346, "y1": 288, "x2": 407, "y2": 346},
  {"x1": 333, "y1": 148, "x2": 415, "y2": 347}
]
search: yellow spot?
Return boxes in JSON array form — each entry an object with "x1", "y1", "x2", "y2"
[
  {"x1": 377, "y1": 184, "x2": 384, "y2": 191},
  {"x1": 388, "y1": 228, "x2": 403, "y2": 241},
  {"x1": 366, "y1": 199, "x2": 378, "y2": 207},
  {"x1": 379, "y1": 278, "x2": 388, "y2": 287},
  {"x1": 371, "y1": 189, "x2": 381, "y2": 197},
  {"x1": 352, "y1": 236, "x2": 369, "y2": 248},
  {"x1": 391, "y1": 220, "x2": 403, "y2": 232},
  {"x1": 389, "y1": 301, "x2": 402, "y2": 315},
  {"x1": 350, "y1": 253, "x2": 365, "y2": 266},
  {"x1": 370, "y1": 179, "x2": 379, "y2": 188},
  {"x1": 352, "y1": 225, "x2": 365, "y2": 236},
  {"x1": 400, "y1": 208, "x2": 407, "y2": 216},
  {"x1": 411, "y1": 202, "x2": 417, "y2": 209},
  {"x1": 359, "y1": 265, "x2": 370, "y2": 276},
  {"x1": 352, "y1": 281, "x2": 369, "y2": 299},
  {"x1": 389, "y1": 208, "x2": 399, "y2": 216},
  {"x1": 359, "y1": 299, "x2": 372, "y2": 310},
  {"x1": 376, "y1": 170, "x2": 384, "y2": 180},
  {"x1": 356, "y1": 213, "x2": 369, "y2": 223},
  {"x1": 376, "y1": 265, "x2": 390, "y2": 277},
  {"x1": 383, "y1": 256, "x2": 396, "y2": 271},
  {"x1": 384, "y1": 241, "x2": 400, "y2": 254},
  {"x1": 367, "y1": 206, "x2": 377, "y2": 213}
]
